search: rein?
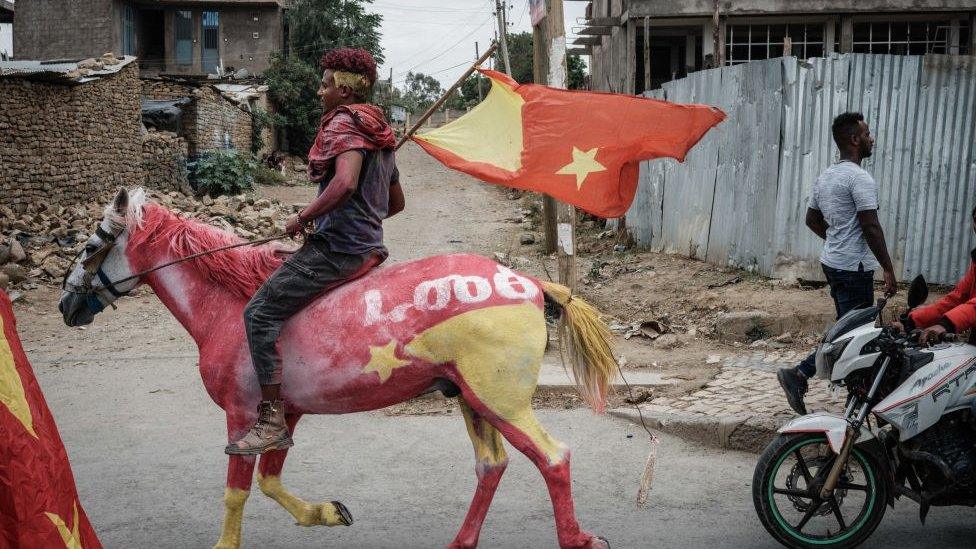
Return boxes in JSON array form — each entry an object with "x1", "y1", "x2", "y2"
[
  {"x1": 107, "y1": 232, "x2": 290, "y2": 288},
  {"x1": 62, "y1": 225, "x2": 293, "y2": 310}
]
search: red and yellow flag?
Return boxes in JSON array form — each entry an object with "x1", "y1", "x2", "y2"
[
  {"x1": 413, "y1": 70, "x2": 725, "y2": 218},
  {"x1": 0, "y1": 290, "x2": 101, "y2": 548}
]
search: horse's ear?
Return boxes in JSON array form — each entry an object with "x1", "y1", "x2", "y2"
[{"x1": 113, "y1": 188, "x2": 129, "y2": 215}]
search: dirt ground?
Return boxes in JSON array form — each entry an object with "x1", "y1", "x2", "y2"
[{"x1": 12, "y1": 141, "x2": 931, "y2": 411}]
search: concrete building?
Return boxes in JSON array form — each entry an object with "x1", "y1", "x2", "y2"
[
  {"x1": 13, "y1": 0, "x2": 287, "y2": 75},
  {"x1": 578, "y1": 0, "x2": 976, "y2": 92},
  {"x1": 0, "y1": 1, "x2": 13, "y2": 58}
]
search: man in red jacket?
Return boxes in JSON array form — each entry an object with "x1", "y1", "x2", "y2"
[{"x1": 895, "y1": 205, "x2": 976, "y2": 345}]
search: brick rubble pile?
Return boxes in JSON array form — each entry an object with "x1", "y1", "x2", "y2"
[{"x1": 0, "y1": 190, "x2": 297, "y2": 294}]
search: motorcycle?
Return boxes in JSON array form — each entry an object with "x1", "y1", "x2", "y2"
[{"x1": 753, "y1": 276, "x2": 976, "y2": 548}]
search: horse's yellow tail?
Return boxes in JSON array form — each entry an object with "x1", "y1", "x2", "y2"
[{"x1": 541, "y1": 281, "x2": 616, "y2": 413}]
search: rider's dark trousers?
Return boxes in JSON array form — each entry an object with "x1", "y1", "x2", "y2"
[
  {"x1": 243, "y1": 235, "x2": 376, "y2": 386},
  {"x1": 796, "y1": 263, "x2": 875, "y2": 377}
]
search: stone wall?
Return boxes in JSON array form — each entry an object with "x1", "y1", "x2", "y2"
[
  {"x1": 141, "y1": 79, "x2": 253, "y2": 156},
  {"x1": 13, "y1": 0, "x2": 117, "y2": 61},
  {"x1": 0, "y1": 64, "x2": 143, "y2": 213},
  {"x1": 142, "y1": 130, "x2": 190, "y2": 194}
]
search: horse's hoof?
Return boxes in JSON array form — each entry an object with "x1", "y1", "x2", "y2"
[
  {"x1": 589, "y1": 536, "x2": 610, "y2": 549},
  {"x1": 332, "y1": 500, "x2": 354, "y2": 526}
]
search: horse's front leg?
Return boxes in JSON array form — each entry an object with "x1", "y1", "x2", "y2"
[
  {"x1": 214, "y1": 410, "x2": 261, "y2": 549},
  {"x1": 257, "y1": 413, "x2": 353, "y2": 527},
  {"x1": 214, "y1": 453, "x2": 256, "y2": 549}
]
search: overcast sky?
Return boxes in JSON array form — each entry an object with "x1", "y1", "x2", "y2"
[
  {"x1": 369, "y1": 0, "x2": 587, "y2": 89},
  {"x1": 0, "y1": 0, "x2": 587, "y2": 88}
]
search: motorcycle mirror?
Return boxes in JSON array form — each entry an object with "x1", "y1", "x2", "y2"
[{"x1": 907, "y1": 275, "x2": 928, "y2": 309}]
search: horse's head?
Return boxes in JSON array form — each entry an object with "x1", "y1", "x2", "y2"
[{"x1": 59, "y1": 188, "x2": 142, "y2": 326}]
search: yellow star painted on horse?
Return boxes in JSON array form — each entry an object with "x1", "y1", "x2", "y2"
[
  {"x1": 556, "y1": 147, "x2": 606, "y2": 190},
  {"x1": 0, "y1": 313, "x2": 36, "y2": 437},
  {"x1": 45, "y1": 501, "x2": 84, "y2": 549},
  {"x1": 362, "y1": 340, "x2": 410, "y2": 382}
]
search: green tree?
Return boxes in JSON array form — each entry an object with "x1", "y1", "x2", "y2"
[
  {"x1": 498, "y1": 32, "x2": 535, "y2": 84},
  {"x1": 496, "y1": 32, "x2": 587, "y2": 89},
  {"x1": 446, "y1": 74, "x2": 489, "y2": 110},
  {"x1": 265, "y1": 0, "x2": 385, "y2": 156},
  {"x1": 265, "y1": 52, "x2": 323, "y2": 155},
  {"x1": 567, "y1": 55, "x2": 586, "y2": 90},
  {"x1": 400, "y1": 72, "x2": 444, "y2": 113},
  {"x1": 286, "y1": 0, "x2": 384, "y2": 68}
]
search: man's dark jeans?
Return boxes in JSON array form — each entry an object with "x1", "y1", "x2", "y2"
[
  {"x1": 796, "y1": 264, "x2": 876, "y2": 377},
  {"x1": 243, "y1": 235, "x2": 382, "y2": 386}
]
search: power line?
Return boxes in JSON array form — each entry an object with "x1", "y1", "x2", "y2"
[
  {"x1": 370, "y1": 0, "x2": 494, "y2": 13},
  {"x1": 391, "y1": 60, "x2": 470, "y2": 86},
  {"x1": 515, "y1": 0, "x2": 529, "y2": 27},
  {"x1": 392, "y1": 14, "x2": 494, "y2": 78}
]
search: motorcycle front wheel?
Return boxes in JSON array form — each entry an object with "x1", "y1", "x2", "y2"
[{"x1": 753, "y1": 433, "x2": 888, "y2": 549}]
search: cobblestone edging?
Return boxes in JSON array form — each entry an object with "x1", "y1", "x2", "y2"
[{"x1": 612, "y1": 352, "x2": 845, "y2": 453}]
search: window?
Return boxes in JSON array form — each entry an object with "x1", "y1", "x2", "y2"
[
  {"x1": 201, "y1": 11, "x2": 220, "y2": 72},
  {"x1": 852, "y1": 21, "x2": 956, "y2": 55},
  {"x1": 725, "y1": 24, "x2": 825, "y2": 65},
  {"x1": 960, "y1": 21, "x2": 971, "y2": 55},
  {"x1": 174, "y1": 10, "x2": 193, "y2": 65},
  {"x1": 122, "y1": 5, "x2": 136, "y2": 56}
]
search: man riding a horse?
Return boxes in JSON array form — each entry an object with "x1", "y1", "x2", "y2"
[
  {"x1": 58, "y1": 48, "x2": 616, "y2": 549},
  {"x1": 228, "y1": 47, "x2": 405, "y2": 455}
]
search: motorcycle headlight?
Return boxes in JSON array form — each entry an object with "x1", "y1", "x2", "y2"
[{"x1": 815, "y1": 337, "x2": 853, "y2": 379}]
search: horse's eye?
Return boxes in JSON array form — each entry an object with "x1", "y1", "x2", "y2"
[{"x1": 85, "y1": 244, "x2": 98, "y2": 254}]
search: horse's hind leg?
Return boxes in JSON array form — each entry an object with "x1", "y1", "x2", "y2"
[
  {"x1": 448, "y1": 399, "x2": 509, "y2": 549},
  {"x1": 409, "y1": 303, "x2": 603, "y2": 548},
  {"x1": 466, "y1": 392, "x2": 606, "y2": 549},
  {"x1": 257, "y1": 413, "x2": 353, "y2": 527}
]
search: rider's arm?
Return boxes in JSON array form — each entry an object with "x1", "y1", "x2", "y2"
[
  {"x1": 909, "y1": 262, "x2": 976, "y2": 332},
  {"x1": 805, "y1": 208, "x2": 828, "y2": 240},
  {"x1": 300, "y1": 150, "x2": 364, "y2": 222},
  {"x1": 387, "y1": 166, "x2": 405, "y2": 218}
]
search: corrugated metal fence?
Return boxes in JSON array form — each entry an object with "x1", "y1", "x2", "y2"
[{"x1": 625, "y1": 53, "x2": 976, "y2": 285}]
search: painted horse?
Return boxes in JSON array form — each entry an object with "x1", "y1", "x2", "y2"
[{"x1": 59, "y1": 189, "x2": 617, "y2": 548}]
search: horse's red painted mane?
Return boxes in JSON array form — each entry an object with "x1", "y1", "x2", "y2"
[{"x1": 128, "y1": 203, "x2": 286, "y2": 299}]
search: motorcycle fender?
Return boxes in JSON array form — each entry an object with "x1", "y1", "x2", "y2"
[{"x1": 778, "y1": 412, "x2": 874, "y2": 454}]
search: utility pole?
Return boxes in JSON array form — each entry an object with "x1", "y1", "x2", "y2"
[
  {"x1": 712, "y1": 0, "x2": 724, "y2": 67},
  {"x1": 533, "y1": 0, "x2": 576, "y2": 290},
  {"x1": 475, "y1": 42, "x2": 483, "y2": 101},
  {"x1": 495, "y1": 0, "x2": 513, "y2": 76}
]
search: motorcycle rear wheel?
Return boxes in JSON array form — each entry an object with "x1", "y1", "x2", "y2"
[{"x1": 753, "y1": 433, "x2": 888, "y2": 549}]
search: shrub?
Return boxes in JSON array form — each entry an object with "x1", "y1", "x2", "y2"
[
  {"x1": 190, "y1": 149, "x2": 257, "y2": 197},
  {"x1": 254, "y1": 164, "x2": 287, "y2": 187},
  {"x1": 251, "y1": 107, "x2": 286, "y2": 155}
]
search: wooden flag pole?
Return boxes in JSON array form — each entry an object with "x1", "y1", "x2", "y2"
[
  {"x1": 395, "y1": 42, "x2": 499, "y2": 151},
  {"x1": 534, "y1": 0, "x2": 577, "y2": 291}
]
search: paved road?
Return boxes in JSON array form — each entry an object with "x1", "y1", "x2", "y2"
[{"x1": 37, "y1": 355, "x2": 976, "y2": 548}]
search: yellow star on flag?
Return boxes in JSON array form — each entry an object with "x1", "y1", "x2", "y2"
[
  {"x1": 46, "y1": 501, "x2": 84, "y2": 549},
  {"x1": 362, "y1": 341, "x2": 410, "y2": 382},
  {"x1": 556, "y1": 147, "x2": 607, "y2": 190},
  {"x1": 0, "y1": 314, "x2": 36, "y2": 437}
]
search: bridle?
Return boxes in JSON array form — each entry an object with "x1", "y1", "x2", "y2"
[
  {"x1": 61, "y1": 219, "x2": 132, "y2": 313},
  {"x1": 62, "y1": 218, "x2": 291, "y2": 313}
]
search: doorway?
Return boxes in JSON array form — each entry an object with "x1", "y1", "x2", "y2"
[{"x1": 139, "y1": 9, "x2": 165, "y2": 72}]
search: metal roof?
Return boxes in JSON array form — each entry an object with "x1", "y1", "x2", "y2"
[{"x1": 0, "y1": 55, "x2": 138, "y2": 84}]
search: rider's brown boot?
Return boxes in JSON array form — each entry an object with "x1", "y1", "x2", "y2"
[{"x1": 224, "y1": 400, "x2": 293, "y2": 455}]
